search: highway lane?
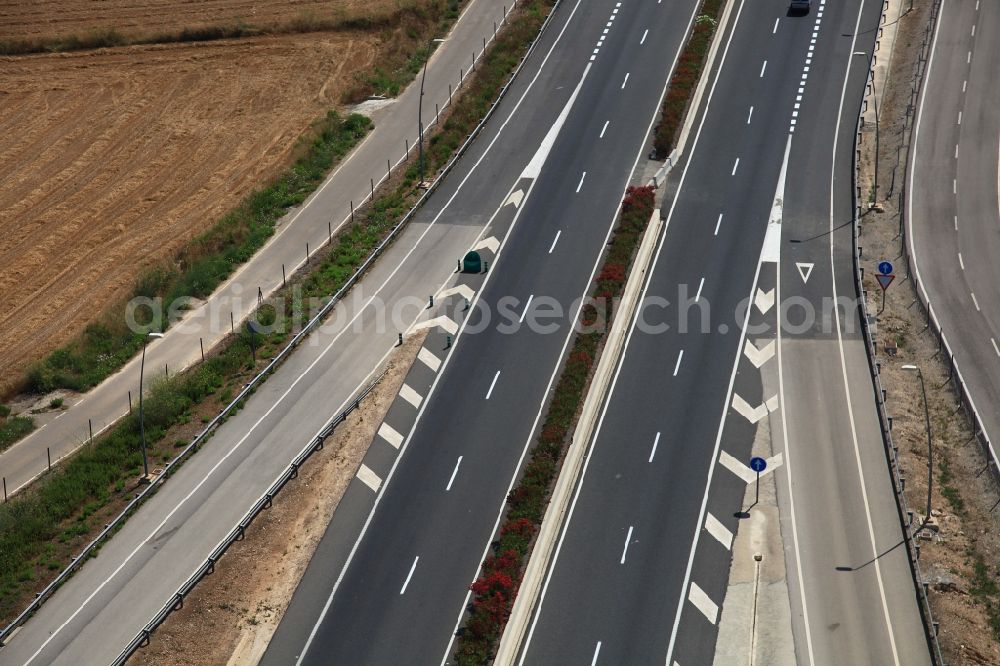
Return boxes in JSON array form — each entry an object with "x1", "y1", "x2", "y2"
[
  {"x1": 519, "y1": 0, "x2": 929, "y2": 664},
  {"x1": 261, "y1": 0, "x2": 704, "y2": 664},
  {"x1": 909, "y1": 0, "x2": 1000, "y2": 470},
  {"x1": 0, "y1": 0, "x2": 513, "y2": 498},
  {"x1": 0, "y1": 0, "x2": 624, "y2": 661}
]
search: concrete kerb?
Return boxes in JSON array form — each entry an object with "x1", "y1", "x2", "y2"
[
  {"x1": 647, "y1": 0, "x2": 737, "y2": 189},
  {"x1": 494, "y1": 211, "x2": 663, "y2": 665},
  {"x1": 0, "y1": 0, "x2": 559, "y2": 649},
  {"x1": 852, "y1": 0, "x2": 944, "y2": 661}
]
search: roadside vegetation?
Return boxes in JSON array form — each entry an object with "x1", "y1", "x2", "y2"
[
  {"x1": 652, "y1": 0, "x2": 725, "y2": 158},
  {"x1": 0, "y1": 405, "x2": 34, "y2": 455},
  {"x1": 0, "y1": 1, "x2": 462, "y2": 58},
  {"x1": 0, "y1": 0, "x2": 553, "y2": 631},
  {"x1": 452, "y1": 185, "x2": 657, "y2": 664}
]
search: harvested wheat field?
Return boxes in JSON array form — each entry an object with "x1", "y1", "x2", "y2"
[
  {"x1": 0, "y1": 0, "x2": 372, "y2": 43},
  {"x1": 0, "y1": 0, "x2": 435, "y2": 396}
]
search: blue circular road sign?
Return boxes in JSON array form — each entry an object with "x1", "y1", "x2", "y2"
[
  {"x1": 749, "y1": 456, "x2": 767, "y2": 473},
  {"x1": 878, "y1": 261, "x2": 893, "y2": 275}
]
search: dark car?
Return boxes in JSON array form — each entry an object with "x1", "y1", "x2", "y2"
[{"x1": 790, "y1": 0, "x2": 811, "y2": 12}]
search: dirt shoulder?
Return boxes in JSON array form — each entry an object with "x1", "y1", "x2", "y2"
[
  {"x1": 857, "y1": 1, "x2": 1000, "y2": 663},
  {"x1": 128, "y1": 331, "x2": 426, "y2": 665}
]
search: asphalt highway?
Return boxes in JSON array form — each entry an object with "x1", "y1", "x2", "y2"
[
  {"x1": 519, "y1": 0, "x2": 930, "y2": 664},
  {"x1": 0, "y1": 0, "x2": 656, "y2": 661},
  {"x1": 908, "y1": 0, "x2": 1000, "y2": 471},
  {"x1": 261, "y1": 0, "x2": 706, "y2": 664},
  {"x1": 0, "y1": 0, "x2": 513, "y2": 498}
]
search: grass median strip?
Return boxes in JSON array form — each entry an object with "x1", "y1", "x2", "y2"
[
  {"x1": 451, "y1": 185, "x2": 657, "y2": 665},
  {"x1": 0, "y1": 0, "x2": 554, "y2": 632}
]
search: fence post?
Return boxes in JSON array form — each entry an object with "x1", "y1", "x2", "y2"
[
  {"x1": 89, "y1": 419, "x2": 93, "y2": 443},
  {"x1": 47, "y1": 447, "x2": 51, "y2": 471},
  {"x1": 230, "y1": 312, "x2": 235, "y2": 333},
  {"x1": 282, "y1": 264, "x2": 286, "y2": 288},
  {"x1": 328, "y1": 221, "x2": 332, "y2": 245},
  {"x1": 3, "y1": 477, "x2": 5, "y2": 503},
  {"x1": 200, "y1": 338, "x2": 205, "y2": 363},
  {"x1": 129, "y1": 390, "x2": 133, "y2": 414}
]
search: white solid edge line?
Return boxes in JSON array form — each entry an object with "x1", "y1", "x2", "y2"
[
  {"x1": 516, "y1": 1, "x2": 709, "y2": 662},
  {"x1": 295, "y1": 2, "x2": 593, "y2": 656},
  {"x1": 823, "y1": 0, "x2": 902, "y2": 658}
]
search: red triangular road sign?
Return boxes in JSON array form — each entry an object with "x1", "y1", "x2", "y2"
[{"x1": 876, "y1": 273, "x2": 895, "y2": 291}]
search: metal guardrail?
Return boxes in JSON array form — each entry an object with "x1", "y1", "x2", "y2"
[
  {"x1": 0, "y1": 0, "x2": 568, "y2": 659},
  {"x1": 109, "y1": 370, "x2": 385, "y2": 665},
  {"x1": 851, "y1": 0, "x2": 946, "y2": 662},
  {"x1": 0, "y1": 0, "x2": 552, "y2": 651}
]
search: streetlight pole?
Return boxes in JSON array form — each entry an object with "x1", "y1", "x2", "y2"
[
  {"x1": 139, "y1": 332, "x2": 164, "y2": 481},
  {"x1": 417, "y1": 38, "x2": 445, "y2": 187},
  {"x1": 902, "y1": 364, "x2": 933, "y2": 531}
]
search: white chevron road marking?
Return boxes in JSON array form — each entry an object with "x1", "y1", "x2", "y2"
[
  {"x1": 743, "y1": 339, "x2": 776, "y2": 368},
  {"x1": 754, "y1": 287, "x2": 775, "y2": 314}
]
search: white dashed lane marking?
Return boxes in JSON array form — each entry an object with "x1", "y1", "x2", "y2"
[
  {"x1": 704, "y1": 512, "x2": 733, "y2": 550},
  {"x1": 378, "y1": 422, "x2": 405, "y2": 449},
  {"x1": 399, "y1": 383, "x2": 424, "y2": 408},
  {"x1": 357, "y1": 464, "x2": 382, "y2": 492},
  {"x1": 688, "y1": 581, "x2": 719, "y2": 624}
]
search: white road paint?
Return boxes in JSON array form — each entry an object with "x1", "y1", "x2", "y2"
[
  {"x1": 673, "y1": 350, "x2": 684, "y2": 376},
  {"x1": 548, "y1": 230, "x2": 562, "y2": 253},
  {"x1": 743, "y1": 339, "x2": 776, "y2": 368},
  {"x1": 953, "y1": 179, "x2": 957, "y2": 194},
  {"x1": 992, "y1": 338, "x2": 1000, "y2": 357},
  {"x1": 620, "y1": 525, "x2": 634, "y2": 564},
  {"x1": 641, "y1": 29, "x2": 649, "y2": 45},
  {"x1": 576, "y1": 171, "x2": 587, "y2": 193},
  {"x1": 971, "y1": 292, "x2": 981, "y2": 311},
  {"x1": 695, "y1": 277, "x2": 705, "y2": 302},
  {"x1": 591, "y1": 642, "x2": 602, "y2": 666},
  {"x1": 446, "y1": 456, "x2": 463, "y2": 491},
  {"x1": 519, "y1": 294, "x2": 535, "y2": 323},
  {"x1": 399, "y1": 383, "x2": 424, "y2": 408},
  {"x1": 418, "y1": 347, "x2": 442, "y2": 372},
  {"x1": 958, "y1": 252, "x2": 965, "y2": 270},
  {"x1": 731, "y1": 393, "x2": 779, "y2": 424},
  {"x1": 600, "y1": 120, "x2": 610, "y2": 138},
  {"x1": 796, "y1": 262, "x2": 814, "y2": 283},
  {"x1": 522, "y1": 61, "x2": 593, "y2": 179},
  {"x1": 760, "y1": 60, "x2": 767, "y2": 77},
  {"x1": 378, "y1": 422, "x2": 405, "y2": 449},
  {"x1": 472, "y1": 235, "x2": 500, "y2": 253},
  {"x1": 688, "y1": 581, "x2": 719, "y2": 624},
  {"x1": 704, "y1": 512, "x2": 733, "y2": 550},
  {"x1": 731, "y1": 158, "x2": 740, "y2": 175},
  {"x1": 505, "y1": 189, "x2": 525, "y2": 208},
  {"x1": 485, "y1": 371, "x2": 501, "y2": 400},
  {"x1": 719, "y1": 450, "x2": 757, "y2": 484},
  {"x1": 357, "y1": 464, "x2": 383, "y2": 492},
  {"x1": 649, "y1": 432, "x2": 660, "y2": 463},
  {"x1": 954, "y1": 215, "x2": 958, "y2": 231},
  {"x1": 958, "y1": 110, "x2": 963, "y2": 125},
  {"x1": 621, "y1": 72, "x2": 630, "y2": 89},
  {"x1": 754, "y1": 288, "x2": 775, "y2": 314},
  {"x1": 411, "y1": 315, "x2": 459, "y2": 335},
  {"x1": 714, "y1": 213, "x2": 723, "y2": 235},
  {"x1": 747, "y1": 105, "x2": 754, "y2": 124},
  {"x1": 773, "y1": 17, "x2": 780, "y2": 33},
  {"x1": 400, "y1": 556, "x2": 419, "y2": 594}
]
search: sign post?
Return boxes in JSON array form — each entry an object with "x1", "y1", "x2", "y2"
[
  {"x1": 750, "y1": 456, "x2": 767, "y2": 506},
  {"x1": 876, "y1": 260, "x2": 895, "y2": 315}
]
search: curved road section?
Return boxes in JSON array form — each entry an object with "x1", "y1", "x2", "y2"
[{"x1": 909, "y1": 0, "x2": 1000, "y2": 468}]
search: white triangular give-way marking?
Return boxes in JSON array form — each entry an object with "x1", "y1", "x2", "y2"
[
  {"x1": 743, "y1": 339, "x2": 775, "y2": 368},
  {"x1": 754, "y1": 288, "x2": 775, "y2": 315},
  {"x1": 505, "y1": 189, "x2": 525, "y2": 208},
  {"x1": 796, "y1": 262, "x2": 814, "y2": 283},
  {"x1": 731, "y1": 394, "x2": 780, "y2": 423}
]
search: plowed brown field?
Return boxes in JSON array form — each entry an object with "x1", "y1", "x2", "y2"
[
  {"x1": 0, "y1": 0, "x2": 372, "y2": 42},
  {"x1": 0, "y1": 11, "x2": 386, "y2": 394}
]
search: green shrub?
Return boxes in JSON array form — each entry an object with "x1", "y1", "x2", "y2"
[{"x1": 0, "y1": 416, "x2": 35, "y2": 453}]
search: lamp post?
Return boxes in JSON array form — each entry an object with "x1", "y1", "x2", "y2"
[
  {"x1": 417, "y1": 38, "x2": 446, "y2": 186},
  {"x1": 139, "y1": 332, "x2": 164, "y2": 481},
  {"x1": 902, "y1": 364, "x2": 933, "y2": 531}
]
